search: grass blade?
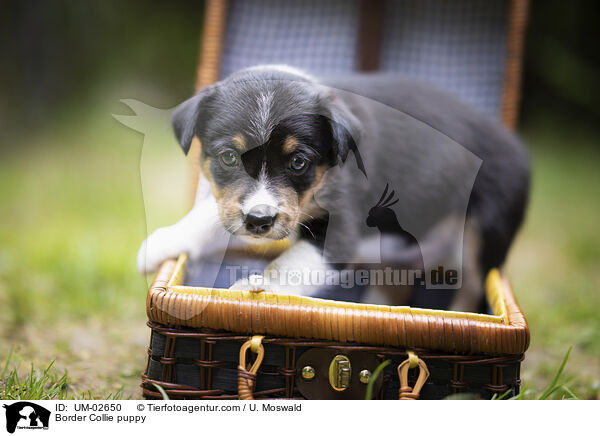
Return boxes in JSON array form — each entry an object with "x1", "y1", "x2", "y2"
[
  {"x1": 1, "y1": 348, "x2": 14, "y2": 379},
  {"x1": 152, "y1": 382, "x2": 170, "y2": 400},
  {"x1": 365, "y1": 360, "x2": 391, "y2": 400},
  {"x1": 493, "y1": 388, "x2": 514, "y2": 400},
  {"x1": 538, "y1": 346, "x2": 572, "y2": 400},
  {"x1": 560, "y1": 385, "x2": 579, "y2": 400}
]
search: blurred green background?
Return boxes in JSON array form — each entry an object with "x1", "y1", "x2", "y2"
[{"x1": 0, "y1": 0, "x2": 599, "y2": 399}]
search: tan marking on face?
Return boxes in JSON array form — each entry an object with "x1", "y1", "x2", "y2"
[
  {"x1": 271, "y1": 164, "x2": 330, "y2": 233},
  {"x1": 232, "y1": 134, "x2": 247, "y2": 152},
  {"x1": 200, "y1": 157, "x2": 243, "y2": 225},
  {"x1": 216, "y1": 184, "x2": 245, "y2": 230},
  {"x1": 201, "y1": 157, "x2": 221, "y2": 199},
  {"x1": 299, "y1": 165, "x2": 328, "y2": 211},
  {"x1": 297, "y1": 165, "x2": 330, "y2": 221},
  {"x1": 277, "y1": 186, "x2": 299, "y2": 225},
  {"x1": 282, "y1": 135, "x2": 299, "y2": 154}
]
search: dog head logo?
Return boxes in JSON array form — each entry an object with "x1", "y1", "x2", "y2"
[{"x1": 3, "y1": 402, "x2": 50, "y2": 433}]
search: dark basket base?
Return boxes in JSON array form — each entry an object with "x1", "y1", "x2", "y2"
[{"x1": 142, "y1": 322, "x2": 523, "y2": 400}]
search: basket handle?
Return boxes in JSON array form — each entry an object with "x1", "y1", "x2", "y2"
[
  {"x1": 238, "y1": 336, "x2": 265, "y2": 400},
  {"x1": 397, "y1": 351, "x2": 430, "y2": 400}
]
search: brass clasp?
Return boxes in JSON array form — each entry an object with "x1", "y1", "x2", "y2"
[{"x1": 329, "y1": 354, "x2": 352, "y2": 391}]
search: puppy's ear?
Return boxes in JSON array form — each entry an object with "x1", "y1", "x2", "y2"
[
  {"x1": 171, "y1": 86, "x2": 214, "y2": 155},
  {"x1": 319, "y1": 91, "x2": 366, "y2": 176}
]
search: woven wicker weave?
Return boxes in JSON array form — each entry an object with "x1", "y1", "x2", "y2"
[
  {"x1": 142, "y1": 256, "x2": 527, "y2": 399},
  {"x1": 147, "y1": 256, "x2": 528, "y2": 356},
  {"x1": 142, "y1": 0, "x2": 530, "y2": 400},
  {"x1": 142, "y1": 327, "x2": 524, "y2": 400}
]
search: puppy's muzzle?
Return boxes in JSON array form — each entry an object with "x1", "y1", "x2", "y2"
[{"x1": 244, "y1": 205, "x2": 278, "y2": 235}]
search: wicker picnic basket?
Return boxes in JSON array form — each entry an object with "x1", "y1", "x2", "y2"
[{"x1": 141, "y1": 0, "x2": 530, "y2": 400}]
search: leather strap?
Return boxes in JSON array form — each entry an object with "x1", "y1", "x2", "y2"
[
  {"x1": 397, "y1": 351, "x2": 430, "y2": 400},
  {"x1": 238, "y1": 336, "x2": 265, "y2": 400}
]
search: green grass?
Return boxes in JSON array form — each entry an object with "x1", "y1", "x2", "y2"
[
  {"x1": 441, "y1": 347, "x2": 578, "y2": 400},
  {"x1": 0, "y1": 104, "x2": 185, "y2": 398},
  {"x1": 499, "y1": 346, "x2": 578, "y2": 400},
  {"x1": 0, "y1": 349, "x2": 123, "y2": 400},
  {"x1": 0, "y1": 137, "x2": 142, "y2": 325},
  {"x1": 0, "y1": 104, "x2": 598, "y2": 399},
  {"x1": 0, "y1": 349, "x2": 69, "y2": 400},
  {"x1": 505, "y1": 121, "x2": 600, "y2": 398}
]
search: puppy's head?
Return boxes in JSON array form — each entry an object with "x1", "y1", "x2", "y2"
[{"x1": 171, "y1": 66, "x2": 361, "y2": 243}]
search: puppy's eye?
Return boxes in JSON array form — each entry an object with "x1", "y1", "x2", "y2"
[
  {"x1": 219, "y1": 151, "x2": 239, "y2": 167},
  {"x1": 289, "y1": 154, "x2": 309, "y2": 173}
]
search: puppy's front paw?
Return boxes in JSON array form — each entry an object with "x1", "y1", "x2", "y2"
[
  {"x1": 229, "y1": 274, "x2": 269, "y2": 292},
  {"x1": 137, "y1": 228, "x2": 179, "y2": 275}
]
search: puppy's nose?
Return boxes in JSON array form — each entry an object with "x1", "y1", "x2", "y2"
[{"x1": 244, "y1": 205, "x2": 278, "y2": 235}]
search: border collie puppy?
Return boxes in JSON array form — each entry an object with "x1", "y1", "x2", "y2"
[{"x1": 138, "y1": 65, "x2": 529, "y2": 311}]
